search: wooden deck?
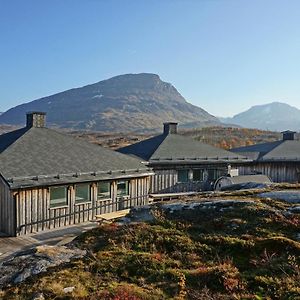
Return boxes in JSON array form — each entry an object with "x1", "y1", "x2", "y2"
[{"x1": 0, "y1": 222, "x2": 97, "y2": 263}]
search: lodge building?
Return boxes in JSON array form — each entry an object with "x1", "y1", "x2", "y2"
[
  {"x1": 118, "y1": 123, "x2": 250, "y2": 193},
  {"x1": 0, "y1": 112, "x2": 153, "y2": 236},
  {"x1": 231, "y1": 131, "x2": 300, "y2": 183}
]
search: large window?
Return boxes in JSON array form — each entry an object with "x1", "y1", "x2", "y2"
[
  {"x1": 75, "y1": 184, "x2": 91, "y2": 203},
  {"x1": 97, "y1": 182, "x2": 111, "y2": 200},
  {"x1": 50, "y1": 186, "x2": 67, "y2": 208},
  {"x1": 178, "y1": 170, "x2": 189, "y2": 183},
  {"x1": 117, "y1": 180, "x2": 129, "y2": 197},
  {"x1": 193, "y1": 169, "x2": 204, "y2": 181}
]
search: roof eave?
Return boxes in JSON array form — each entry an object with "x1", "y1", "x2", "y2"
[
  {"x1": 149, "y1": 159, "x2": 252, "y2": 165},
  {"x1": 8, "y1": 171, "x2": 154, "y2": 190}
]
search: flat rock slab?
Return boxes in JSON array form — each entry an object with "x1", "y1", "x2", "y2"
[
  {"x1": 124, "y1": 200, "x2": 255, "y2": 223},
  {"x1": 0, "y1": 245, "x2": 86, "y2": 288},
  {"x1": 259, "y1": 190, "x2": 300, "y2": 203}
]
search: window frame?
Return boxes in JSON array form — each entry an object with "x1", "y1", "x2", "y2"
[
  {"x1": 117, "y1": 180, "x2": 130, "y2": 197},
  {"x1": 49, "y1": 186, "x2": 68, "y2": 209},
  {"x1": 75, "y1": 183, "x2": 91, "y2": 204},
  {"x1": 192, "y1": 169, "x2": 204, "y2": 182},
  {"x1": 177, "y1": 169, "x2": 189, "y2": 183},
  {"x1": 97, "y1": 181, "x2": 112, "y2": 201}
]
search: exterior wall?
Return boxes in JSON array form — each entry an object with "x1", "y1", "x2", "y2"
[
  {"x1": 0, "y1": 176, "x2": 15, "y2": 236},
  {"x1": 238, "y1": 162, "x2": 300, "y2": 183},
  {"x1": 15, "y1": 176, "x2": 150, "y2": 236},
  {"x1": 150, "y1": 164, "x2": 230, "y2": 193}
]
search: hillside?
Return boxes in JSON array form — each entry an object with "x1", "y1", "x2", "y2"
[
  {"x1": 69, "y1": 127, "x2": 281, "y2": 151},
  {"x1": 1, "y1": 188, "x2": 300, "y2": 299},
  {"x1": 0, "y1": 73, "x2": 219, "y2": 132},
  {"x1": 182, "y1": 127, "x2": 282, "y2": 149},
  {"x1": 0, "y1": 125, "x2": 19, "y2": 135},
  {"x1": 221, "y1": 102, "x2": 300, "y2": 131}
]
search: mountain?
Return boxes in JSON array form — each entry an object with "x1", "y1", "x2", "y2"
[
  {"x1": 0, "y1": 73, "x2": 220, "y2": 132},
  {"x1": 221, "y1": 102, "x2": 300, "y2": 131}
]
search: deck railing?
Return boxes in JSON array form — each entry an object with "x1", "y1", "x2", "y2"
[{"x1": 17, "y1": 194, "x2": 148, "y2": 234}]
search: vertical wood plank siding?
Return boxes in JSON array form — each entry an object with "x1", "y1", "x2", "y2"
[
  {"x1": 238, "y1": 162, "x2": 300, "y2": 183},
  {"x1": 12, "y1": 176, "x2": 150, "y2": 236},
  {"x1": 0, "y1": 177, "x2": 15, "y2": 236},
  {"x1": 150, "y1": 165, "x2": 229, "y2": 193}
]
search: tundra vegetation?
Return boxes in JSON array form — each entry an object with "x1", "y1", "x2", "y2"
[{"x1": 1, "y1": 187, "x2": 300, "y2": 299}]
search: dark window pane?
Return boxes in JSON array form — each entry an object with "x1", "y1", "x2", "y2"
[
  {"x1": 178, "y1": 170, "x2": 189, "y2": 182},
  {"x1": 98, "y1": 182, "x2": 111, "y2": 200},
  {"x1": 50, "y1": 186, "x2": 67, "y2": 208},
  {"x1": 208, "y1": 169, "x2": 221, "y2": 181},
  {"x1": 117, "y1": 181, "x2": 129, "y2": 196},
  {"x1": 193, "y1": 169, "x2": 203, "y2": 181},
  {"x1": 75, "y1": 184, "x2": 90, "y2": 203}
]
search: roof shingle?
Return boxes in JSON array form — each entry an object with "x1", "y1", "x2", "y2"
[{"x1": 0, "y1": 127, "x2": 152, "y2": 189}]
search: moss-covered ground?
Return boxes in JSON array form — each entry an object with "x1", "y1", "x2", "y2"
[{"x1": 1, "y1": 193, "x2": 300, "y2": 299}]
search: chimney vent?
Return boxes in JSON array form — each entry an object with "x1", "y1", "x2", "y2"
[
  {"x1": 26, "y1": 112, "x2": 46, "y2": 128},
  {"x1": 282, "y1": 130, "x2": 296, "y2": 141},
  {"x1": 163, "y1": 122, "x2": 178, "y2": 135}
]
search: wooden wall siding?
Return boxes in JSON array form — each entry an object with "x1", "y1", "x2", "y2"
[
  {"x1": 151, "y1": 169, "x2": 178, "y2": 193},
  {"x1": 0, "y1": 177, "x2": 15, "y2": 236},
  {"x1": 150, "y1": 165, "x2": 229, "y2": 193},
  {"x1": 238, "y1": 162, "x2": 300, "y2": 183},
  {"x1": 15, "y1": 176, "x2": 150, "y2": 236}
]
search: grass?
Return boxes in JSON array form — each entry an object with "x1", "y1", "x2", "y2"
[{"x1": 1, "y1": 194, "x2": 300, "y2": 299}]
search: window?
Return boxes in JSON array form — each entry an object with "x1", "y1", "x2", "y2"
[
  {"x1": 193, "y1": 169, "x2": 204, "y2": 181},
  {"x1": 208, "y1": 170, "x2": 216, "y2": 181},
  {"x1": 50, "y1": 186, "x2": 67, "y2": 208},
  {"x1": 97, "y1": 182, "x2": 111, "y2": 200},
  {"x1": 207, "y1": 169, "x2": 222, "y2": 181},
  {"x1": 117, "y1": 180, "x2": 129, "y2": 197},
  {"x1": 75, "y1": 184, "x2": 91, "y2": 203},
  {"x1": 178, "y1": 170, "x2": 189, "y2": 183}
]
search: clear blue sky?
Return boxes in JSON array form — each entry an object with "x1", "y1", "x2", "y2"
[{"x1": 1, "y1": 0, "x2": 300, "y2": 117}]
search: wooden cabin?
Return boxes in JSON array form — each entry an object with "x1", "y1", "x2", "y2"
[
  {"x1": 231, "y1": 131, "x2": 300, "y2": 183},
  {"x1": 0, "y1": 112, "x2": 153, "y2": 236},
  {"x1": 118, "y1": 123, "x2": 250, "y2": 193}
]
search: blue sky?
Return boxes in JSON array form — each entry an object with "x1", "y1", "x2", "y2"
[{"x1": 0, "y1": 0, "x2": 299, "y2": 117}]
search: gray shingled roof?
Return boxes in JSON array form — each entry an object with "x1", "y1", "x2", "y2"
[
  {"x1": 118, "y1": 133, "x2": 249, "y2": 164},
  {"x1": 232, "y1": 140, "x2": 300, "y2": 161},
  {"x1": 0, "y1": 127, "x2": 152, "y2": 189}
]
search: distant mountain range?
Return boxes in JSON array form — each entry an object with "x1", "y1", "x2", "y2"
[
  {"x1": 0, "y1": 73, "x2": 220, "y2": 132},
  {"x1": 220, "y1": 102, "x2": 300, "y2": 131}
]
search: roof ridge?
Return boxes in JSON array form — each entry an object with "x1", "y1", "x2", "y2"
[
  {"x1": 149, "y1": 134, "x2": 169, "y2": 159},
  {"x1": 118, "y1": 134, "x2": 167, "y2": 161},
  {"x1": 41, "y1": 127, "x2": 139, "y2": 159},
  {"x1": 0, "y1": 127, "x2": 30, "y2": 154},
  {"x1": 232, "y1": 140, "x2": 283, "y2": 151}
]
